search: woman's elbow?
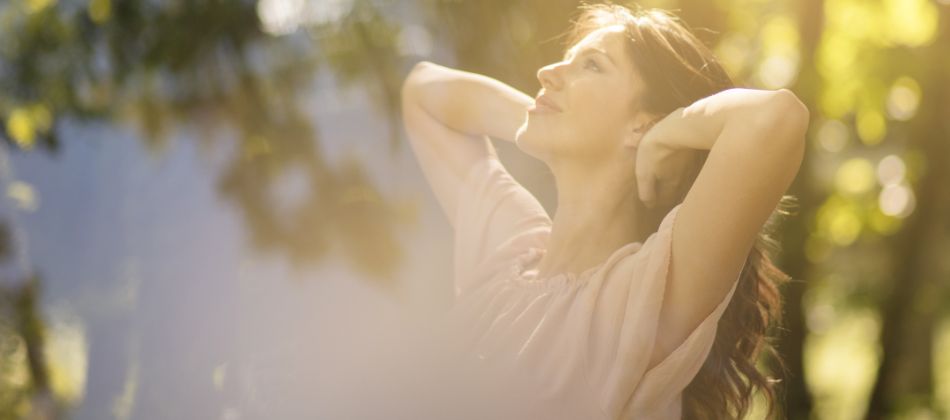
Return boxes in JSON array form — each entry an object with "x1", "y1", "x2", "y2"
[
  {"x1": 401, "y1": 62, "x2": 423, "y2": 98},
  {"x1": 404, "y1": 60, "x2": 448, "y2": 89},
  {"x1": 775, "y1": 89, "x2": 810, "y2": 133},
  {"x1": 402, "y1": 61, "x2": 435, "y2": 97},
  {"x1": 757, "y1": 89, "x2": 810, "y2": 143}
]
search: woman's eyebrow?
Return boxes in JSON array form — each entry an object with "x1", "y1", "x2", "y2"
[{"x1": 563, "y1": 46, "x2": 616, "y2": 66}]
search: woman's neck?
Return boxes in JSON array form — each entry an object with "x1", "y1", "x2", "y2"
[{"x1": 533, "y1": 158, "x2": 658, "y2": 279}]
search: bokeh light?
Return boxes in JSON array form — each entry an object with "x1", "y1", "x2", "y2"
[
  {"x1": 835, "y1": 158, "x2": 876, "y2": 195},
  {"x1": 816, "y1": 118, "x2": 849, "y2": 153},
  {"x1": 885, "y1": 76, "x2": 921, "y2": 121}
]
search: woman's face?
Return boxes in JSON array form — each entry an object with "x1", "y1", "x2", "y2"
[{"x1": 516, "y1": 25, "x2": 646, "y2": 164}]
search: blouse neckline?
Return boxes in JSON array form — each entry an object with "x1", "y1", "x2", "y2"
[{"x1": 508, "y1": 242, "x2": 644, "y2": 290}]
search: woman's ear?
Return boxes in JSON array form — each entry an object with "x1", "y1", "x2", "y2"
[{"x1": 623, "y1": 115, "x2": 660, "y2": 148}]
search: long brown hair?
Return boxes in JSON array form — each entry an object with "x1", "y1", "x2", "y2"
[{"x1": 561, "y1": 2, "x2": 796, "y2": 418}]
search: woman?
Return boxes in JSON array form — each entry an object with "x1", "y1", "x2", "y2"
[{"x1": 400, "y1": 3, "x2": 807, "y2": 419}]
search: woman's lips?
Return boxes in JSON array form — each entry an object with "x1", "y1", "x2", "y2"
[{"x1": 530, "y1": 95, "x2": 562, "y2": 113}]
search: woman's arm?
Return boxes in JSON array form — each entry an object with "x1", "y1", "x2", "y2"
[
  {"x1": 399, "y1": 61, "x2": 533, "y2": 226},
  {"x1": 644, "y1": 88, "x2": 808, "y2": 152},
  {"x1": 643, "y1": 88, "x2": 809, "y2": 364},
  {"x1": 402, "y1": 61, "x2": 534, "y2": 143}
]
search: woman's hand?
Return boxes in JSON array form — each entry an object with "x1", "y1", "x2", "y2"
[{"x1": 634, "y1": 107, "x2": 704, "y2": 208}]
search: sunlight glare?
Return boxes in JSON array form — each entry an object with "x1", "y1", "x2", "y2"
[{"x1": 257, "y1": 0, "x2": 354, "y2": 35}]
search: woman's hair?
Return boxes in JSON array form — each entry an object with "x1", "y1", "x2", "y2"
[{"x1": 562, "y1": 2, "x2": 796, "y2": 418}]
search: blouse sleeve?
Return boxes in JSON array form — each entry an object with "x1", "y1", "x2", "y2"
[
  {"x1": 452, "y1": 157, "x2": 551, "y2": 296},
  {"x1": 587, "y1": 203, "x2": 742, "y2": 418}
]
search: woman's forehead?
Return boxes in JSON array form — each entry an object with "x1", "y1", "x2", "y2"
[
  {"x1": 568, "y1": 26, "x2": 634, "y2": 73},
  {"x1": 570, "y1": 25, "x2": 628, "y2": 55},
  {"x1": 570, "y1": 25, "x2": 643, "y2": 89}
]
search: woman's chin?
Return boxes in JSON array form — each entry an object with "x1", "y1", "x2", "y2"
[
  {"x1": 514, "y1": 127, "x2": 529, "y2": 149},
  {"x1": 514, "y1": 131, "x2": 537, "y2": 156}
]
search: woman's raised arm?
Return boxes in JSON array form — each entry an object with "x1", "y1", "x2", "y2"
[
  {"x1": 642, "y1": 88, "x2": 809, "y2": 363},
  {"x1": 399, "y1": 61, "x2": 533, "y2": 226},
  {"x1": 402, "y1": 61, "x2": 534, "y2": 143}
]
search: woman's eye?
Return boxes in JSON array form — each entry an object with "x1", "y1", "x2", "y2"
[{"x1": 585, "y1": 59, "x2": 601, "y2": 71}]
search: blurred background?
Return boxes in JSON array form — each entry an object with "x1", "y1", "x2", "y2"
[{"x1": 0, "y1": 0, "x2": 947, "y2": 418}]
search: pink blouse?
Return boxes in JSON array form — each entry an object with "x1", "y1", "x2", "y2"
[{"x1": 427, "y1": 157, "x2": 741, "y2": 420}]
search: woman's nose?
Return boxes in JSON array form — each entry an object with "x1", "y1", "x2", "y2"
[{"x1": 536, "y1": 62, "x2": 563, "y2": 90}]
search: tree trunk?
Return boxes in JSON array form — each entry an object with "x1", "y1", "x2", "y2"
[
  {"x1": 866, "y1": 6, "x2": 950, "y2": 417},
  {"x1": 775, "y1": 0, "x2": 824, "y2": 417}
]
